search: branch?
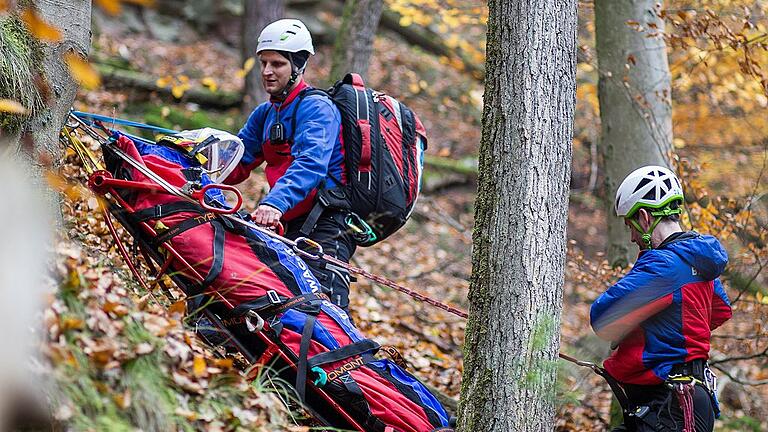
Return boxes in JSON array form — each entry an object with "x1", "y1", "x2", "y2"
[
  {"x1": 710, "y1": 363, "x2": 768, "y2": 386},
  {"x1": 709, "y1": 345, "x2": 768, "y2": 366},
  {"x1": 95, "y1": 64, "x2": 243, "y2": 109}
]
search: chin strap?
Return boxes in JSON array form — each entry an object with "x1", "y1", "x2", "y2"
[
  {"x1": 628, "y1": 207, "x2": 683, "y2": 250},
  {"x1": 276, "y1": 52, "x2": 304, "y2": 99}
]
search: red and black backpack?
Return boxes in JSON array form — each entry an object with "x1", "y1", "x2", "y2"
[{"x1": 296, "y1": 73, "x2": 428, "y2": 247}]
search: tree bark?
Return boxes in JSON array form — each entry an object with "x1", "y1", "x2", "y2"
[
  {"x1": 1, "y1": 1, "x2": 91, "y2": 222},
  {"x1": 329, "y1": 0, "x2": 384, "y2": 83},
  {"x1": 595, "y1": 0, "x2": 673, "y2": 267},
  {"x1": 242, "y1": 0, "x2": 284, "y2": 113},
  {"x1": 456, "y1": 0, "x2": 576, "y2": 431},
  {"x1": 22, "y1": 0, "x2": 91, "y2": 158}
]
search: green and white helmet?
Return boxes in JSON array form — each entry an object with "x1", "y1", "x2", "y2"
[
  {"x1": 257, "y1": 19, "x2": 315, "y2": 56},
  {"x1": 614, "y1": 165, "x2": 684, "y2": 218}
]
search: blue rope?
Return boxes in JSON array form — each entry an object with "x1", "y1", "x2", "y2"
[{"x1": 71, "y1": 111, "x2": 178, "y2": 135}]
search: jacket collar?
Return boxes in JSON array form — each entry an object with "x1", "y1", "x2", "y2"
[{"x1": 270, "y1": 79, "x2": 309, "y2": 108}]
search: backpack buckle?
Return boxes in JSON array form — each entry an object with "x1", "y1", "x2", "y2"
[{"x1": 267, "y1": 290, "x2": 281, "y2": 305}]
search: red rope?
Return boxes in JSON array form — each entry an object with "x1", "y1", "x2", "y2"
[
  {"x1": 675, "y1": 382, "x2": 696, "y2": 432},
  {"x1": 321, "y1": 254, "x2": 469, "y2": 319}
]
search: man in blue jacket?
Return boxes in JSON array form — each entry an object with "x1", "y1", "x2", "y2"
[
  {"x1": 225, "y1": 19, "x2": 355, "y2": 311},
  {"x1": 591, "y1": 166, "x2": 732, "y2": 432}
]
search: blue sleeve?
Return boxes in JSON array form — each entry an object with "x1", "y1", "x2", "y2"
[
  {"x1": 590, "y1": 252, "x2": 676, "y2": 341},
  {"x1": 238, "y1": 103, "x2": 269, "y2": 166},
  {"x1": 261, "y1": 97, "x2": 341, "y2": 213}
]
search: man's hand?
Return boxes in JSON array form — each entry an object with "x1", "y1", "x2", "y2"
[{"x1": 252, "y1": 204, "x2": 283, "y2": 228}]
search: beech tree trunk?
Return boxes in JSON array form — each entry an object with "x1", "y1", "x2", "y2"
[
  {"x1": 456, "y1": 1, "x2": 577, "y2": 431},
  {"x1": 242, "y1": 0, "x2": 284, "y2": 113},
  {"x1": 329, "y1": 0, "x2": 384, "y2": 82},
  {"x1": 595, "y1": 0, "x2": 673, "y2": 267},
  {"x1": 0, "y1": 0, "x2": 91, "y2": 221}
]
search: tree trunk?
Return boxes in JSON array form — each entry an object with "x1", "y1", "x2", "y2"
[
  {"x1": 242, "y1": 0, "x2": 284, "y2": 113},
  {"x1": 456, "y1": 0, "x2": 576, "y2": 431},
  {"x1": 0, "y1": 1, "x2": 91, "y2": 221},
  {"x1": 595, "y1": 0, "x2": 673, "y2": 267},
  {"x1": 329, "y1": 0, "x2": 383, "y2": 83}
]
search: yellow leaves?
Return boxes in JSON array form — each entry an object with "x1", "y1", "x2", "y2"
[
  {"x1": 0, "y1": 99, "x2": 28, "y2": 115},
  {"x1": 0, "y1": 0, "x2": 8, "y2": 12},
  {"x1": 60, "y1": 316, "x2": 85, "y2": 331},
  {"x1": 211, "y1": 358, "x2": 233, "y2": 370},
  {"x1": 201, "y1": 77, "x2": 217, "y2": 92},
  {"x1": 237, "y1": 57, "x2": 256, "y2": 79},
  {"x1": 193, "y1": 355, "x2": 207, "y2": 377},
  {"x1": 64, "y1": 52, "x2": 101, "y2": 90},
  {"x1": 445, "y1": 34, "x2": 461, "y2": 49},
  {"x1": 94, "y1": 0, "x2": 156, "y2": 15},
  {"x1": 94, "y1": 0, "x2": 123, "y2": 15},
  {"x1": 21, "y1": 8, "x2": 62, "y2": 42},
  {"x1": 169, "y1": 300, "x2": 186, "y2": 316},
  {"x1": 156, "y1": 76, "x2": 172, "y2": 88},
  {"x1": 171, "y1": 75, "x2": 190, "y2": 99},
  {"x1": 113, "y1": 390, "x2": 132, "y2": 409},
  {"x1": 756, "y1": 291, "x2": 768, "y2": 305}
]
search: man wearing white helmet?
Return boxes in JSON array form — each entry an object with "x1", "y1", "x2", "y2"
[
  {"x1": 225, "y1": 19, "x2": 356, "y2": 311},
  {"x1": 590, "y1": 166, "x2": 732, "y2": 431}
]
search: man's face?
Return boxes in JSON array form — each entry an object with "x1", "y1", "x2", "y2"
[
  {"x1": 624, "y1": 209, "x2": 650, "y2": 248},
  {"x1": 259, "y1": 51, "x2": 293, "y2": 96},
  {"x1": 624, "y1": 217, "x2": 643, "y2": 247}
]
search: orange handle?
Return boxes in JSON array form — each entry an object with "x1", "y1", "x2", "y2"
[{"x1": 197, "y1": 183, "x2": 243, "y2": 214}]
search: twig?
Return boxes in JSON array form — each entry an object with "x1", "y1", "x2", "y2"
[
  {"x1": 710, "y1": 363, "x2": 768, "y2": 386},
  {"x1": 396, "y1": 321, "x2": 460, "y2": 354},
  {"x1": 709, "y1": 345, "x2": 768, "y2": 366}
]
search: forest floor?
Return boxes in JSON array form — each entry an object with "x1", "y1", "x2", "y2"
[{"x1": 47, "y1": 6, "x2": 768, "y2": 431}]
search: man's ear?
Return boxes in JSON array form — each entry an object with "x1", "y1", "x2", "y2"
[{"x1": 636, "y1": 208, "x2": 652, "y2": 230}]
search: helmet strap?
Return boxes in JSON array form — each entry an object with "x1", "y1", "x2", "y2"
[
  {"x1": 277, "y1": 52, "x2": 301, "y2": 99},
  {"x1": 628, "y1": 206, "x2": 682, "y2": 250}
]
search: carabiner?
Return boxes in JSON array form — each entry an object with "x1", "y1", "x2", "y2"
[
  {"x1": 293, "y1": 237, "x2": 323, "y2": 260},
  {"x1": 312, "y1": 366, "x2": 328, "y2": 387}
]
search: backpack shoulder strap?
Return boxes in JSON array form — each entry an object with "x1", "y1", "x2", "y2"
[{"x1": 289, "y1": 88, "x2": 332, "y2": 142}]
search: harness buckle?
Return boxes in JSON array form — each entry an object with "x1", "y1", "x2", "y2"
[{"x1": 267, "y1": 290, "x2": 281, "y2": 305}]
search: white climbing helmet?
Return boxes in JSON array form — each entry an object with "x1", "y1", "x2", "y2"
[
  {"x1": 614, "y1": 165, "x2": 684, "y2": 218},
  {"x1": 256, "y1": 19, "x2": 315, "y2": 55}
]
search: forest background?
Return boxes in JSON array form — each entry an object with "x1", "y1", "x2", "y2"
[{"x1": 0, "y1": 0, "x2": 766, "y2": 431}]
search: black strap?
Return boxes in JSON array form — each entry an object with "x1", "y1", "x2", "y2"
[
  {"x1": 230, "y1": 292, "x2": 329, "y2": 319},
  {"x1": 189, "y1": 135, "x2": 219, "y2": 158},
  {"x1": 670, "y1": 359, "x2": 706, "y2": 380},
  {"x1": 594, "y1": 367, "x2": 633, "y2": 425},
  {"x1": 299, "y1": 200, "x2": 325, "y2": 236},
  {"x1": 132, "y1": 201, "x2": 205, "y2": 222},
  {"x1": 296, "y1": 313, "x2": 318, "y2": 402},
  {"x1": 307, "y1": 339, "x2": 380, "y2": 369},
  {"x1": 191, "y1": 220, "x2": 226, "y2": 297},
  {"x1": 150, "y1": 212, "x2": 217, "y2": 246}
]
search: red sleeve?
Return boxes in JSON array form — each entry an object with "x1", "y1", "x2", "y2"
[
  {"x1": 223, "y1": 158, "x2": 263, "y2": 185},
  {"x1": 710, "y1": 280, "x2": 732, "y2": 330}
]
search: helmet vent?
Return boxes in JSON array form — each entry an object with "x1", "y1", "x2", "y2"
[
  {"x1": 642, "y1": 188, "x2": 656, "y2": 201},
  {"x1": 663, "y1": 178, "x2": 672, "y2": 190},
  {"x1": 634, "y1": 177, "x2": 651, "y2": 193}
]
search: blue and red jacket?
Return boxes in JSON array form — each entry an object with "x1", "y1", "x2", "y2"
[
  {"x1": 226, "y1": 80, "x2": 344, "y2": 221},
  {"x1": 590, "y1": 231, "x2": 732, "y2": 385}
]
